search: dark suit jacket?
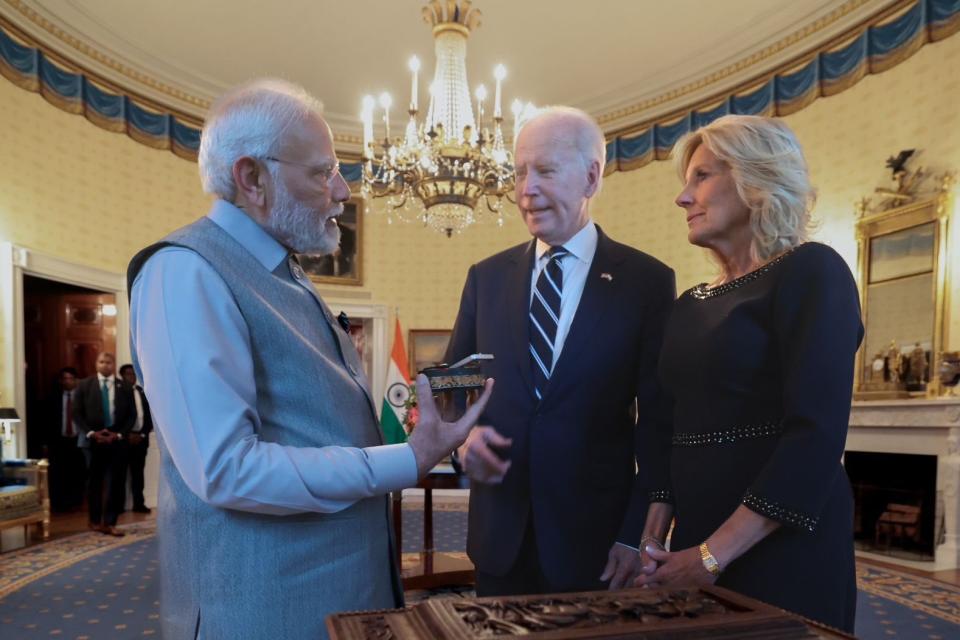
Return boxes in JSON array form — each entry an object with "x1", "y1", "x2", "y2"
[
  {"x1": 42, "y1": 389, "x2": 74, "y2": 448},
  {"x1": 73, "y1": 376, "x2": 135, "y2": 438},
  {"x1": 446, "y1": 226, "x2": 675, "y2": 590}
]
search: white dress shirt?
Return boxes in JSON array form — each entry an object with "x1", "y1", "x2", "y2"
[
  {"x1": 529, "y1": 221, "x2": 598, "y2": 371},
  {"x1": 131, "y1": 385, "x2": 144, "y2": 433},
  {"x1": 61, "y1": 390, "x2": 78, "y2": 437},
  {"x1": 129, "y1": 201, "x2": 417, "y2": 515},
  {"x1": 530, "y1": 221, "x2": 633, "y2": 556}
]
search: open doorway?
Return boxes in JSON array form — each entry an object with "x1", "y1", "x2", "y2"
[
  {"x1": 0, "y1": 245, "x2": 148, "y2": 550},
  {"x1": 23, "y1": 275, "x2": 117, "y2": 522},
  {"x1": 23, "y1": 275, "x2": 117, "y2": 458}
]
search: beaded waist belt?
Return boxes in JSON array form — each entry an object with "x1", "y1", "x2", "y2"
[{"x1": 671, "y1": 422, "x2": 782, "y2": 446}]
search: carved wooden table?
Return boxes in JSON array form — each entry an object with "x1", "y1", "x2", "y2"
[
  {"x1": 328, "y1": 585, "x2": 854, "y2": 639},
  {"x1": 393, "y1": 470, "x2": 473, "y2": 590}
]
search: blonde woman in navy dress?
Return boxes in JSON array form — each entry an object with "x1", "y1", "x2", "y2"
[{"x1": 634, "y1": 115, "x2": 862, "y2": 632}]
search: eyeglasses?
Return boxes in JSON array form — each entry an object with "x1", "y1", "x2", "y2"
[{"x1": 263, "y1": 156, "x2": 341, "y2": 183}]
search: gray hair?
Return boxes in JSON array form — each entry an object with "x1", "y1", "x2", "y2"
[
  {"x1": 198, "y1": 79, "x2": 325, "y2": 201},
  {"x1": 674, "y1": 114, "x2": 815, "y2": 263},
  {"x1": 517, "y1": 106, "x2": 607, "y2": 194}
]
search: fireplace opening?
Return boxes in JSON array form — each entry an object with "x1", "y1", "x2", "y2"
[{"x1": 845, "y1": 451, "x2": 938, "y2": 561}]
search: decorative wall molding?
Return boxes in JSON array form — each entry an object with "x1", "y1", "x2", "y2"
[
  {"x1": 1, "y1": 0, "x2": 958, "y2": 177},
  {"x1": 1, "y1": 0, "x2": 209, "y2": 113},
  {"x1": 0, "y1": 13, "x2": 201, "y2": 161},
  {"x1": 604, "y1": 0, "x2": 960, "y2": 174},
  {"x1": 593, "y1": 0, "x2": 879, "y2": 130},
  {"x1": 851, "y1": 399, "x2": 960, "y2": 428}
]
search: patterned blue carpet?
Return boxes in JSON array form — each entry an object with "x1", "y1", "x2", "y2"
[
  {"x1": 855, "y1": 565, "x2": 960, "y2": 639},
  {"x1": 1, "y1": 534, "x2": 160, "y2": 637},
  {"x1": 398, "y1": 506, "x2": 470, "y2": 552},
  {"x1": 1, "y1": 507, "x2": 958, "y2": 639}
]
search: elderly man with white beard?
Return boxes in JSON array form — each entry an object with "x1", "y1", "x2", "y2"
[{"x1": 127, "y1": 79, "x2": 493, "y2": 640}]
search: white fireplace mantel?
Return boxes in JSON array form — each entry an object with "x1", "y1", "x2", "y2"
[{"x1": 847, "y1": 398, "x2": 960, "y2": 571}]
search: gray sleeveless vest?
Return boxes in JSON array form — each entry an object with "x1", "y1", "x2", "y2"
[{"x1": 128, "y1": 217, "x2": 401, "y2": 640}]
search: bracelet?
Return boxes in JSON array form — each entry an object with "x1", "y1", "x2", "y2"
[
  {"x1": 699, "y1": 542, "x2": 721, "y2": 576},
  {"x1": 640, "y1": 536, "x2": 665, "y2": 551}
]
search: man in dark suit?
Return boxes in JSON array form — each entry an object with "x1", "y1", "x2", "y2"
[
  {"x1": 74, "y1": 352, "x2": 134, "y2": 536},
  {"x1": 44, "y1": 367, "x2": 86, "y2": 511},
  {"x1": 119, "y1": 364, "x2": 153, "y2": 513},
  {"x1": 446, "y1": 107, "x2": 675, "y2": 596}
]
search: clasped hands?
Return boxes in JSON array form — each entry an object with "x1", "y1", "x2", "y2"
[
  {"x1": 91, "y1": 429, "x2": 119, "y2": 445},
  {"x1": 632, "y1": 542, "x2": 718, "y2": 589},
  {"x1": 601, "y1": 540, "x2": 719, "y2": 591}
]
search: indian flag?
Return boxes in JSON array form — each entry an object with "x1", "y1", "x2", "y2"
[{"x1": 381, "y1": 319, "x2": 412, "y2": 444}]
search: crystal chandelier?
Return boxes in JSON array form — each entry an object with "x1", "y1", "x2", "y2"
[{"x1": 360, "y1": 0, "x2": 532, "y2": 237}]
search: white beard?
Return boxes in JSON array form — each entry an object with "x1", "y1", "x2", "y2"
[{"x1": 265, "y1": 176, "x2": 342, "y2": 255}]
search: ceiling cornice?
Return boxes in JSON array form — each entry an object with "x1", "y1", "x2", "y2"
[
  {"x1": 1, "y1": 0, "x2": 896, "y2": 144},
  {"x1": 2, "y1": 0, "x2": 955, "y2": 167},
  {"x1": 591, "y1": 0, "x2": 885, "y2": 131},
  {"x1": 1, "y1": 0, "x2": 208, "y2": 111}
]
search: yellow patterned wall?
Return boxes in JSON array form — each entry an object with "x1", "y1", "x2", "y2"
[
  {"x1": 0, "y1": 80, "x2": 205, "y2": 267},
  {"x1": 592, "y1": 31, "x2": 960, "y2": 350},
  {"x1": 1, "y1": 31, "x2": 960, "y2": 406},
  {"x1": 0, "y1": 77, "x2": 208, "y2": 405}
]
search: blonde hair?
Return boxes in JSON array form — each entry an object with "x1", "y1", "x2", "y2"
[{"x1": 674, "y1": 115, "x2": 815, "y2": 265}]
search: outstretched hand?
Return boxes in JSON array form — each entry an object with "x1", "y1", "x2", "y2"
[{"x1": 407, "y1": 374, "x2": 495, "y2": 477}]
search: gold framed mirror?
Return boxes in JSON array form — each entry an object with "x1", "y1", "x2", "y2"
[{"x1": 854, "y1": 178, "x2": 953, "y2": 399}]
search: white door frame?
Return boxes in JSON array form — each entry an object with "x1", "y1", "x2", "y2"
[{"x1": 0, "y1": 243, "x2": 130, "y2": 459}]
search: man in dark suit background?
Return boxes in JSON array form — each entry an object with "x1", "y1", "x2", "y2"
[
  {"x1": 446, "y1": 106, "x2": 675, "y2": 596},
  {"x1": 44, "y1": 367, "x2": 86, "y2": 511},
  {"x1": 120, "y1": 364, "x2": 153, "y2": 513},
  {"x1": 74, "y1": 352, "x2": 134, "y2": 536}
]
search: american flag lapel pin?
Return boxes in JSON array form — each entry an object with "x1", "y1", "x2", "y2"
[{"x1": 600, "y1": 273, "x2": 613, "y2": 281}]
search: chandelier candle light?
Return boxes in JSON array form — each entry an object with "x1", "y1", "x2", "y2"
[{"x1": 360, "y1": 0, "x2": 534, "y2": 236}]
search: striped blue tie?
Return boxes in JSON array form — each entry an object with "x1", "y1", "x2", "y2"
[{"x1": 529, "y1": 246, "x2": 569, "y2": 400}]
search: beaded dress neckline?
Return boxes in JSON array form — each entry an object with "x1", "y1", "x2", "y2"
[{"x1": 689, "y1": 246, "x2": 799, "y2": 300}]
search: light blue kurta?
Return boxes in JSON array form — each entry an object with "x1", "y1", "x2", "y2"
[{"x1": 129, "y1": 201, "x2": 409, "y2": 639}]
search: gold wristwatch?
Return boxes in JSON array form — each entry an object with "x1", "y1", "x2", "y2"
[{"x1": 699, "y1": 542, "x2": 721, "y2": 576}]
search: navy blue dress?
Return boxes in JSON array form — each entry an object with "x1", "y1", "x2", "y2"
[{"x1": 651, "y1": 242, "x2": 862, "y2": 632}]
